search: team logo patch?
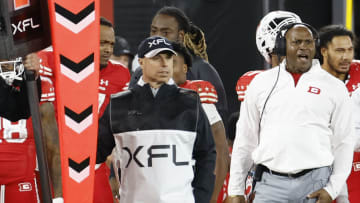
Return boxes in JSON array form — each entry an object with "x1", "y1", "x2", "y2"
[
  {"x1": 100, "y1": 79, "x2": 108, "y2": 86},
  {"x1": 353, "y1": 162, "x2": 360, "y2": 171},
  {"x1": 14, "y1": 0, "x2": 30, "y2": 10},
  {"x1": 18, "y1": 182, "x2": 32, "y2": 192},
  {"x1": 307, "y1": 86, "x2": 321, "y2": 95}
]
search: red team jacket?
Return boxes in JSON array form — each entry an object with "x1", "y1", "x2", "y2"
[{"x1": 0, "y1": 76, "x2": 55, "y2": 185}]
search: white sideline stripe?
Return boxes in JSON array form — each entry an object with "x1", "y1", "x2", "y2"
[
  {"x1": 34, "y1": 177, "x2": 40, "y2": 203},
  {"x1": 61, "y1": 63, "x2": 94, "y2": 83},
  {"x1": 65, "y1": 114, "x2": 93, "y2": 134},
  {"x1": 56, "y1": 11, "x2": 95, "y2": 34},
  {"x1": 69, "y1": 166, "x2": 90, "y2": 183}
]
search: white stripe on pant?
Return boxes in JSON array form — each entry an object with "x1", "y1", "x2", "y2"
[{"x1": 1, "y1": 185, "x2": 5, "y2": 203}]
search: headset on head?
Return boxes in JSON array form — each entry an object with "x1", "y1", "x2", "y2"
[{"x1": 273, "y1": 22, "x2": 320, "y2": 56}]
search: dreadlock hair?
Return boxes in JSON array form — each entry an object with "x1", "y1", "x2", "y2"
[
  {"x1": 155, "y1": 6, "x2": 191, "y2": 33},
  {"x1": 184, "y1": 24, "x2": 209, "y2": 62},
  {"x1": 155, "y1": 7, "x2": 209, "y2": 61}
]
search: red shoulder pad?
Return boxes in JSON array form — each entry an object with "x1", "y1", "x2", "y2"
[
  {"x1": 40, "y1": 76, "x2": 55, "y2": 104},
  {"x1": 184, "y1": 80, "x2": 218, "y2": 104},
  {"x1": 38, "y1": 50, "x2": 55, "y2": 78},
  {"x1": 236, "y1": 70, "x2": 263, "y2": 101}
]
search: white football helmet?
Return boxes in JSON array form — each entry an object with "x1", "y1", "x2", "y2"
[
  {"x1": 0, "y1": 57, "x2": 24, "y2": 85},
  {"x1": 256, "y1": 11, "x2": 302, "y2": 63}
]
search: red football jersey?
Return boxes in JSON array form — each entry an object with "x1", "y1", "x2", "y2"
[
  {"x1": 38, "y1": 49, "x2": 58, "y2": 117},
  {"x1": 38, "y1": 52, "x2": 131, "y2": 118},
  {"x1": 345, "y1": 60, "x2": 360, "y2": 203},
  {"x1": 180, "y1": 80, "x2": 218, "y2": 104},
  {"x1": 98, "y1": 60, "x2": 130, "y2": 117},
  {"x1": 38, "y1": 48, "x2": 55, "y2": 80},
  {"x1": 236, "y1": 70, "x2": 263, "y2": 101},
  {"x1": 0, "y1": 77, "x2": 55, "y2": 184}
]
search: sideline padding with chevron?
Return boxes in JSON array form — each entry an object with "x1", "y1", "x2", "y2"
[{"x1": 47, "y1": 0, "x2": 100, "y2": 202}]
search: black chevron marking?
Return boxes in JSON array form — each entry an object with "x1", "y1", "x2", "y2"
[
  {"x1": 65, "y1": 105, "x2": 92, "y2": 123},
  {"x1": 69, "y1": 157, "x2": 90, "y2": 173},
  {"x1": 55, "y1": 2, "x2": 94, "y2": 24},
  {"x1": 60, "y1": 54, "x2": 94, "y2": 73}
]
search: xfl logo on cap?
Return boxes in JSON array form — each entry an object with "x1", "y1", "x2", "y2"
[
  {"x1": 14, "y1": 0, "x2": 30, "y2": 10},
  {"x1": 18, "y1": 182, "x2": 32, "y2": 192},
  {"x1": 148, "y1": 38, "x2": 170, "y2": 48}
]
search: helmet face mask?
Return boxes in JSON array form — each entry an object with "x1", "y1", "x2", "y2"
[
  {"x1": 0, "y1": 58, "x2": 24, "y2": 85},
  {"x1": 256, "y1": 11, "x2": 302, "y2": 63}
]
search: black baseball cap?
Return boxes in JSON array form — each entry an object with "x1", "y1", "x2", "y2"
[{"x1": 138, "y1": 36, "x2": 177, "y2": 58}]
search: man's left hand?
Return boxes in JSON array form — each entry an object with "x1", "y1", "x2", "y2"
[{"x1": 307, "y1": 189, "x2": 332, "y2": 203}]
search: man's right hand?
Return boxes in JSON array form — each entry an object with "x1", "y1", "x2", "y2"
[{"x1": 224, "y1": 195, "x2": 246, "y2": 203}]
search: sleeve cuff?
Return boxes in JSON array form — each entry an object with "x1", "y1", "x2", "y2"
[
  {"x1": 53, "y1": 197, "x2": 64, "y2": 203},
  {"x1": 228, "y1": 188, "x2": 245, "y2": 196},
  {"x1": 201, "y1": 103, "x2": 222, "y2": 125},
  {"x1": 324, "y1": 186, "x2": 337, "y2": 200}
]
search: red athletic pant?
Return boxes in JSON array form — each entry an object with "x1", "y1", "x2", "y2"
[{"x1": 0, "y1": 176, "x2": 40, "y2": 203}]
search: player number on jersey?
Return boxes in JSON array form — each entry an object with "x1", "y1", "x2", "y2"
[{"x1": 0, "y1": 118, "x2": 28, "y2": 143}]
